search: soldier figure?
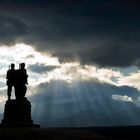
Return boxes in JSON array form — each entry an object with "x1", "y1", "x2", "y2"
[
  {"x1": 15, "y1": 63, "x2": 28, "y2": 99},
  {"x1": 6, "y1": 63, "x2": 16, "y2": 100},
  {"x1": 6, "y1": 63, "x2": 28, "y2": 100}
]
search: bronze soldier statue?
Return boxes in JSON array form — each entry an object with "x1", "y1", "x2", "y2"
[
  {"x1": 6, "y1": 63, "x2": 16, "y2": 100},
  {"x1": 6, "y1": 63, "x2": 28, "y2": 100},
  {"x1": 3, "y1": 63, "x2": 40, "y2": 127},
  {"x1": 15, "y1": 63, "x2": 28, "y2": 99}
]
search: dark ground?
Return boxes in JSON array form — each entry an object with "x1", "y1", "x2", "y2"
[{"x1": 0, "y1": 126, "x2": 140, "y2": 139}]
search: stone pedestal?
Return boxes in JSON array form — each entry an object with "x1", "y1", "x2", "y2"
[{"x1": 1, "y1": 98, "x2": 39, "y2": 127}]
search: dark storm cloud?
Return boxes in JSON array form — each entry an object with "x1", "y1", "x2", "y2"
[
  {"x1": 0, "y1": 0, "x2": 140, "y2": 67},
  {"x1": 0, "y1": 14, "x2": 27, "y2": 45}
]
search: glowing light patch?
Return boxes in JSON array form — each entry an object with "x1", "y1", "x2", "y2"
[
  {"x1": 0, "y1": 43, "x2": 60, "y2": 88},
  {"x1": 117, "y1": 70, "x2": 140, "y2": 90},
  {"x1": 112, "y1": 95, "x2": 133, "y2": 102}
]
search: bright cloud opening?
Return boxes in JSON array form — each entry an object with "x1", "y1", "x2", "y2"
[
  {"x1": 0, "y1": 43, "x2": 139, "y2": 101},
  {"x1": 112, "y1": 95, "x2": 133, "y2": 102}
]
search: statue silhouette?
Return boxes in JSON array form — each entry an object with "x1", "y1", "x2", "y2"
[
  {"x1": 2, "y1": 63, "x2": 39, "y2": 127},
  {"x1": 6, "y1": 63, "x2": 16, "y2": 100},
  {"x1": 6, "y1": 63, "x2": 28, "y2": 100},
  {"x1": 15, "y1": 63, "x2": 28, "y2": 99}
]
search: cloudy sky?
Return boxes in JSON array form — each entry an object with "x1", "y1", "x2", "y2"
[{"x1": 0, "y1": 0, "x2": 140, "y2": 127}]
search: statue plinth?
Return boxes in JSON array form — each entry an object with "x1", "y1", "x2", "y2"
[{"x1": 1, "y1": 98, "x2": 40, "y2": 127}]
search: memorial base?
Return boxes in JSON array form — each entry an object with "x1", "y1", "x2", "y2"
[{"x1": 1, "y1": 98, "x2": 40, "y2": 127}]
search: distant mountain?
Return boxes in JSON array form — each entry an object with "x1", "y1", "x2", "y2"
[
  {"x1": 105, "y1": 103, "x2": 140, "y2": 126},
  {"x1": 38, "y1": 102, "x2": 140, "y2": 127},
  {"x1": 46, "y1": 108, "x2": 105, "y2": 127}
]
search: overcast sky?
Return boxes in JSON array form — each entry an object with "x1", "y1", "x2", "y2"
[{"x1": 0, "y1": 0, "x2": 140, "y2": 127}]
